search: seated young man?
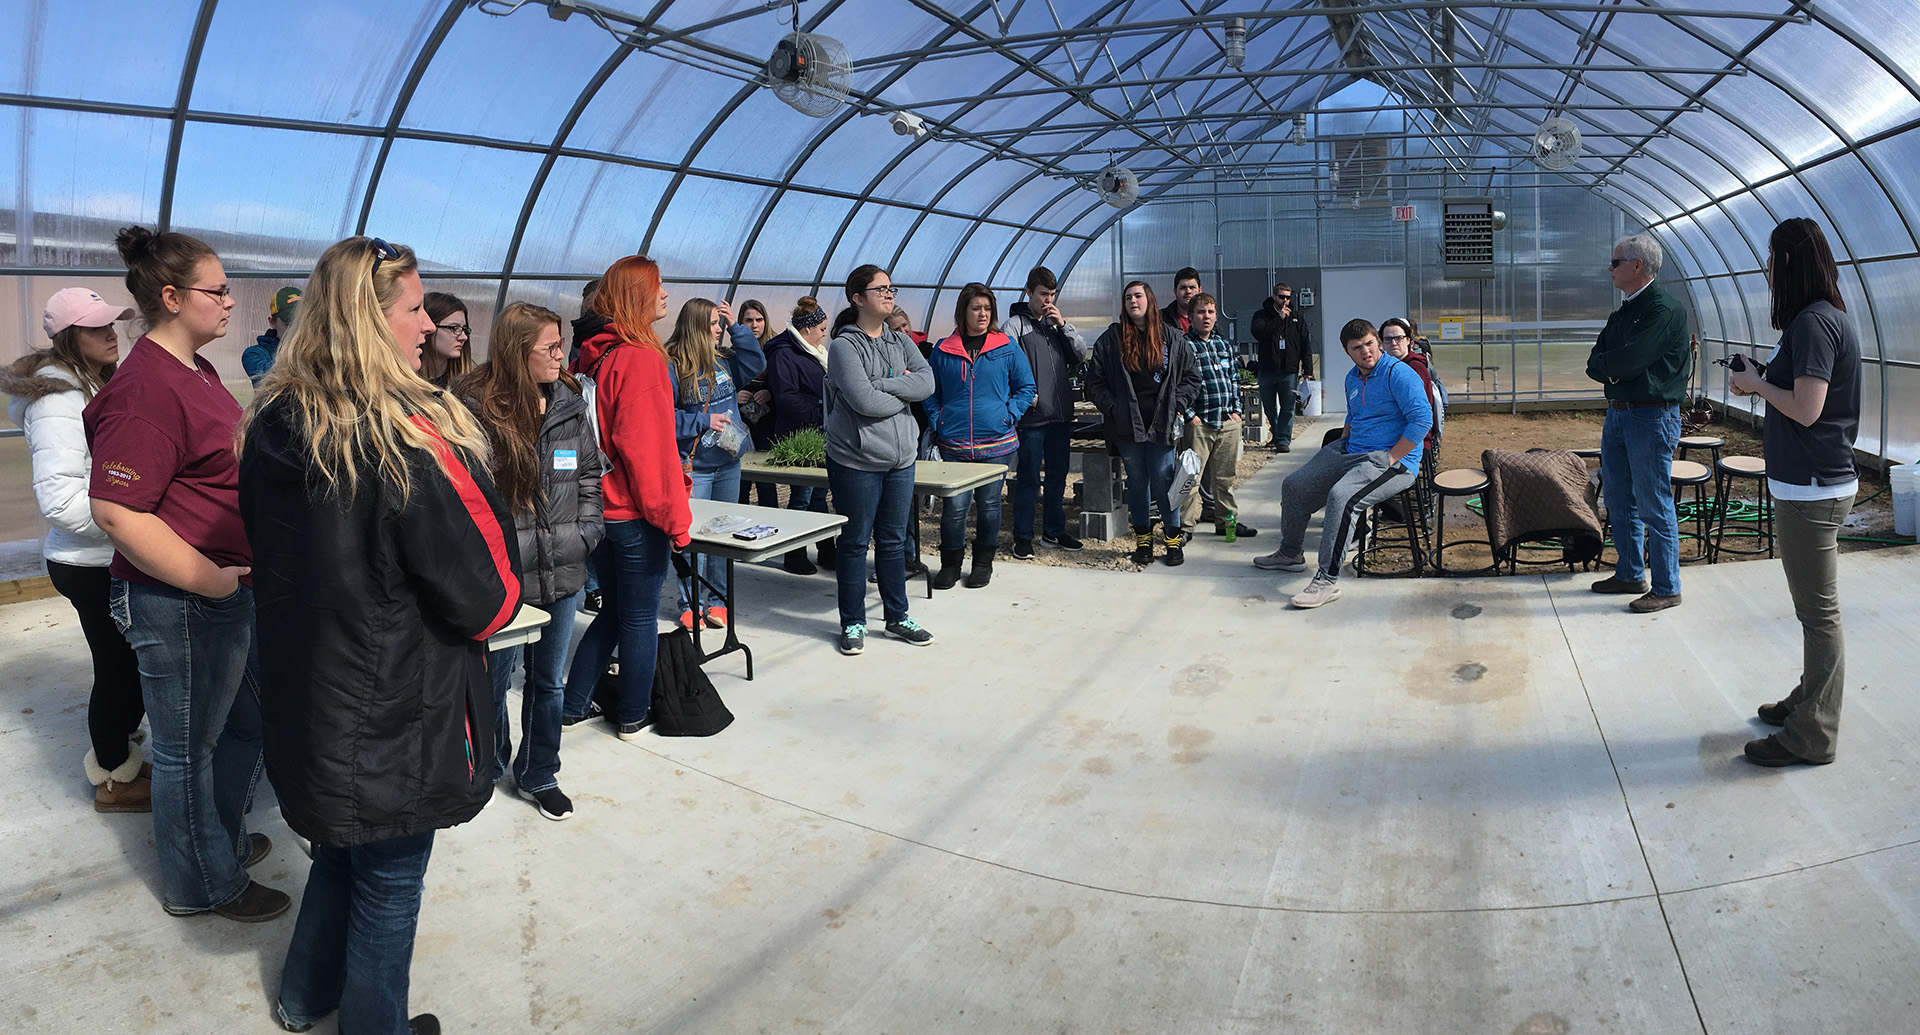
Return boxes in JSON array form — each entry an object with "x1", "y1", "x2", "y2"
[{"x1": 1253, "y1": 319, "x2": 1433, "y2": 608}]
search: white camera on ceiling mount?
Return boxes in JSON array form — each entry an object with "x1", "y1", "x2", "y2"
[{"x1": 889, "y1": 111, "x2": 929, "y2": 139}]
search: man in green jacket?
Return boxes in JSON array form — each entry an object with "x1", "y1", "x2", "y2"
[{"x1": 1587, "y1": 233, "x2": 1693, "y2": 613}]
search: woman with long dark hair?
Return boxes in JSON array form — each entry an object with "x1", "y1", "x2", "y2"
[
  {"x1": 925, "y1": 283, "x2": 1035, "y2": 589},
  {"x1": 1084, "y1": 280, "x2": 1201, "y2": 567},
  {"x1": 735, "y1": 299, "x2": 780, "y2": 509},
  {"x1": 419, "y1": 291, "x2": 474, "y2": 388},
  {"x1": 453, "y1": 302, "x2": 603, "y2": 821},
  {"x1": 88, "y1": 226, "x2": 283, "y2": 921},
  {"x1": 823, "y1": 265, "x2": 936, "y2": 655},
  {"x1": 1726, "y1": 217, "x2": 1863, "y2": 767},
  {"x1": 665, "y1": 297, "x2": 765, "y2": 628},
  {"x1": 764, "y1": 296, "x2": 836, "y2": 574},
  {"x1": 242, "y1": 235, "x2": 518, "y2": 1034},
  {"x1": 3, "y1": 288, "x2": 146, "y2": 812},
  {"x1": 561, "y1": 256, "x2": 692, "y2": 736}
]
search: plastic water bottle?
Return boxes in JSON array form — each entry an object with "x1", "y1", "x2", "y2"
[{"x1": 1223, "y1": 508, "x2": 1237, "y2": 543}]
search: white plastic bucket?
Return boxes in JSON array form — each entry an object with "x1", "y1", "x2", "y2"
[
  {"x1": 1892, "y1": 464, "x2": 1917, "y2": 538},
  {"x1": 1301, "y1": 378, "x2": 1324, "y2": 417}
]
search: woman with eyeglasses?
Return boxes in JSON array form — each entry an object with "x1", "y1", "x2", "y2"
[
  {"x1": 823, "y1": 265, "x2": 936, "y2": 655},
  {"x1": 1380, "y1": 317, "x2": 1442, "y2": 452},
  {"x1": 664, "y1": 297, "x2": 765, "y2": 629},
  {"x1": 420, "y1": 291, "x2": 474, "y2": 388},
  {"x1": 452, "y1": 302, "x2": 603, "y2": 821},
  {"x1": 561, "y1": 256, "x2": 692, "y2": 738},
  {"x1": 241, "y1": 236, "x2": 519, "y2": 1035},
  {"x1": 4, "y1": 288, "x2": 147, "y2": 813},
  {"x1": 85, "y1": 226, "x2": 285, "y2": 922}
]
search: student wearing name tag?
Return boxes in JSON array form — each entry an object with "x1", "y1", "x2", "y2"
[{"x1": 453, "y1": 302, "x2": 604, "y2": 821}]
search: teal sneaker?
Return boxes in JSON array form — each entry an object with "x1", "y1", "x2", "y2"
[
  {"x1": 884, "y1": 617, "x2": 935, "y2": 646},
  {"x1": 837, "y1": 623, "x2": 866, "y2": 655}
]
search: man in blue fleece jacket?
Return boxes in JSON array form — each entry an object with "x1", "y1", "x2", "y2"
[{"x1": 1255, "y1": 318, "x2": 1432, "y2": 608}]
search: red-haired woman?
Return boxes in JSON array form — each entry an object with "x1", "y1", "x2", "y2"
[
  {"x1": 561, "y1": 256, "x2": 691, "y2": 739},
  {"x1": 1084, "y1": 281, "x2": 1201, "y2": 567}
]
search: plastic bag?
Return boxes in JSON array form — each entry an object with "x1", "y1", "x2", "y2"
[{"x1": 1167, "y1": 447, "x2": 1203, "y2": 521}]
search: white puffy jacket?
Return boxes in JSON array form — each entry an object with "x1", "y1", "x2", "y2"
[{"x1": 5, "y1": 363, "x2": 113, "y2": 567}]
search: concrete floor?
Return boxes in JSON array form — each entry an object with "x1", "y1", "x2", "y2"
[{"x1": 3, "y1": 455, "x2": 1918, "y2": 1034}]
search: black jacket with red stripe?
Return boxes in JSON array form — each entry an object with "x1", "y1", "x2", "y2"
[{"x1": 240, "y1": 398, "x2": 521, "y2": 848}]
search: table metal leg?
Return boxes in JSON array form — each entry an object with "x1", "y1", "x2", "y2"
[{"x1": 681, "y1": 551, "x2": 754, "y2": 680}]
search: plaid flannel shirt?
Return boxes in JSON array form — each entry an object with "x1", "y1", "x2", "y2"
[{"x1": 1185, "y1": 329, "x2": 1242, "y2": 428}]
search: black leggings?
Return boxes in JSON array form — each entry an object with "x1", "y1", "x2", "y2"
[{"x1": 46, "y1": 561, "x2": 145, "y2": 770}]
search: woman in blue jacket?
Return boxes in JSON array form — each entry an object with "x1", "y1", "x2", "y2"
[
  {"x1": 925, "y1": 283, "x2": 1035, "y2": 589},
  {"x1": 665, "y1": 298, "x2": 765, "y2": 628}
]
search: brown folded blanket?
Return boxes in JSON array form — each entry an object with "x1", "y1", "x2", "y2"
[{"x1": 1480, "y1": 448, "x2": 1605, "y2": 559}]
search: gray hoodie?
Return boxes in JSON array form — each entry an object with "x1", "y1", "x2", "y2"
[{"x1": 824, "y1": 325, "x2": 934, "y2": 472}]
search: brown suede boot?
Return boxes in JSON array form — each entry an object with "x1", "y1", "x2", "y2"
[{"x1": 85, "y1": 746, "x2": 152, "y2": 814}]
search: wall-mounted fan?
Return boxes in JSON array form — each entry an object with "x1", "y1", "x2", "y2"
[
  {"x1": 1095, "y1": 166, "x2": 1140, "y2": 209},
  {"x1": 764, "y1": 31, "x2": 851, "y2": 117},
  {"x1": 1532, "y1": 117, "x2": 1582, "y2": 172}
]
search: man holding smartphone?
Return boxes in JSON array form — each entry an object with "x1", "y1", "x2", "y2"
[
  {"x1": 1005, "y1": 266, "x2": 1089, "y2": 557},
  {"x1": 1252, "y1": 281, "x2": 1313, "y2": 452}
]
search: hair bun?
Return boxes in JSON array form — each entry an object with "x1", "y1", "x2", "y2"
[{"x1": 113, "y1": 225, "x2": 155, "y2": 264}]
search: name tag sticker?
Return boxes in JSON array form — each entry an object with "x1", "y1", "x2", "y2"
[{"x1": 553, "y1": 449, "x2": 578, "y2": 471}]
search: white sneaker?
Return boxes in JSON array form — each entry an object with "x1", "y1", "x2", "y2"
[
  {"x1": 1253, "y1": 549, "x2": 1308, "y2": 572},
  {"x1": 1290, "y1": 574, "x2": 1341, "y2": 609}
]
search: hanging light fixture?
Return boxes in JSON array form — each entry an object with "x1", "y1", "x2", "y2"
[
  {"x1": 1292, "y1": 112, "x2": 1308, "y2": 146},
  {"x1": 1223, "y1": 17, "x2": 1246, "y2": 69}
]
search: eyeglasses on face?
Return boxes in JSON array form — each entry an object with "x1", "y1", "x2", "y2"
[
  {"x1": 865, "y1": 285, "x2": 897, "y2": 296},
  {"x1": 1609, "y1": 257, "x2": 1633, "y2": 268},
  {"x1": 370, "y1": 237, "x2": 401, "y2": 277},
  {"x1": 438, "y1": 322, "x2": 471, "y2": 337},
  {"x1": 184, "y1": 285, "x2": 232, "y2": 300},
  {"x1": 1382, "y1": 333, "x2": 1409, "y2": 342},
  {"x1": 539, "y1": 342, "x2": 565, "y2": 357}
]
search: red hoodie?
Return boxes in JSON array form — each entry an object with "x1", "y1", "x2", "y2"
[{"x1": 575, "y1": 327, "x2": 692, "y2": 547}]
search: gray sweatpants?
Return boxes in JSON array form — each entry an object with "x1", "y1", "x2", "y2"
[{"x1": 1278, "y1": 445, "x2": 1418, "y2": 580}]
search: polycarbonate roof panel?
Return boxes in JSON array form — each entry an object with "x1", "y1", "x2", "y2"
[
  {"x1": 170, "y1": 123, "x2": 377, "y2": 270},
  {"x1": 1702, "y1": 72, "x2": 1840, "y2": 167},
  {"x1": 1797, "y1": 156, "x2": 1914, "y2": 259},
  {"x1": 1658, "y1": 111, "x2": 1783, "y2": 196},
  {"x1": 824, "y1": 204, "x2": 921, "y2": 282},
  {"x1": 401, "y1": 7, "x2": 616, "y2": 144},
  {"x1": 1745, "y1": 25, "x2": 1917, "y2": 140},
  {"x1": 0, "y1": 0, "x2": 196, "y2": 107},
  {"x1": 1861, "y1": 134, "x2": 1920, "y2": 239},
  {"x1": 891, "y1": 212, "x2": 976, "y2": 283},
  {"x1": 739, "y1": 191, "x2": 857, "y2": 283},
  {"x1": 563, "y1": 50, "x2": 744, "y2": 162},
  {"x1": 1826, "y1": 0, "x2": 1920, "y2": 68},
  {"x1": 647, "y1": 176, "x2": 775, "y2": 279},
  {"x1": 786, "y1": 109, "x2": 908, "y2": 193},
  {"x1": 513, "y1": 158, "x2": 676, "y2": 276},
  {"x1": 943, "y1": 222, "x2": 1022, "y2": 284},
  {"x1": 362, "y1": 139, "x2": 543, "y2": 273},
  {"x1": 697, "y1": 89, "x2": 839, "y2": 179},
  {"x1": 2, "y1": 110, "x2": 170, "y2": 265},
  {"x1": 190, "y1": 0, "x2": 438, "y2": 126}
]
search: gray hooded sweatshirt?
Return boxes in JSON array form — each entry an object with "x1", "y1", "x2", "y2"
[{"x1": 824, "y1": 325, "x2": 934, "y2": 472}]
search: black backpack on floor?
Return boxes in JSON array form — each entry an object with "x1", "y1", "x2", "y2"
[{"x1": 593, "y1": 629, "x2": 734, "y2": 737}]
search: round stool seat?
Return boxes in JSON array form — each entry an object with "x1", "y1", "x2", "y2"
[
  {"x1": 1718, "y1": 454, "x2": 1766, "y2": 477},
  {"x1": 1679, "y1": 435, "x2": 1725, "y2": 450},
  {"x1": 1434, "y1": 468, "x2": 1490, "y2": 494},
  {"x1": 1670, "y1": 459, "x2": 1711, "y2": 484},
  {"x1": 1571, "y1": 447, "x2": 1602, "y2": 459}
]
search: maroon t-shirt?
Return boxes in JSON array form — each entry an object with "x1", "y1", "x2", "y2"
[{"x1": 83, "y1": 336, "x2": 251, "y2": 586}]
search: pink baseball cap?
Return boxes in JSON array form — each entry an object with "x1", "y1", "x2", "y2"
[{"x1": 44, "y1": 287, "x2": 135, "y2": 338}]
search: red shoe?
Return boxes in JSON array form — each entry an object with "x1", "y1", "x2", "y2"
[
  {"x1": 677, "y1": 609, "x2": 697, "y2": 631},
  {"x1": 704, "y1": 606, "x2": 728, "y2": 628}
]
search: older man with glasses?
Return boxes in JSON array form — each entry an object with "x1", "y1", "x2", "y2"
[
  {"x1": 1251, "y1": 281, "x2": 1313, "y2": 452},
  {"x1": 1586, "y1": 233, "x2": 1694, "y2": 613}
]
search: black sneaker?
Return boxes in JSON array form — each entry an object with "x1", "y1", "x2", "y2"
[
  {"x1": 409, "y1": 1016, "x2": 441, "y2": 1035},
  {"x1": 838, "y1": 623, "x2": 866, "y2": 655},
  {"x1": 615, "y1": 714, "x2": 653, "y2": 741},
  {"x1": 885, "y1": 617, "x2": 934, "y2": 645},
  {"x1": 1041, "y1": 532, "x2": 1084, "y2": 551},
  {"x1": 518, "y1": 785, "x2": 574, "y2": 821},
  {"x1": 581, "y1": 590, "x2": 602, "y2": 614},
  {"x1": 560, "y1": 702, "x2": 604, "y2": 730},
  {"x1": 1011, "y1": 538, "x2": 1035, "y2": 559}
]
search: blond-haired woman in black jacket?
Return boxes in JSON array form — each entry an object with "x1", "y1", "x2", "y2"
[{"x1": 240, "y1": 237, "x2": 519, "y2": 1035}]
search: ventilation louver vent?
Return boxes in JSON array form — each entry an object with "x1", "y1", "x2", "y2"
[{"x1": 1442, "y1": 197, "x2": 1496, "y2": 281}]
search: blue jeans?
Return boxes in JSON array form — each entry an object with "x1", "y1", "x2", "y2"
[
  {"x1": 826, "y1": 457, "x2": 914, "y2": 629},
  {"x1": 1601, "y1": 404, "x2": 1683, "y2": 597},
  {"x1": 276, "y1": 831, "x2": 435, "y2": 1035},
  {"x1": 110, "y1": 579, "x2": 264, "y2": 914},
  {"x1": 564, "y1": 519, "x2": 669, "y2": 725},
  {"x1": 1258, "y1": 370, "x2": 1300, "y2": 447},
  {"x1": 937, "y1": 448, "x2": 1012, "y2": 552},
  {"x1": 1113, "y1": 440, "x2": 1179, "y2": 532},
  {"x1": 490, "y1": 587, "x2": 583, "y2": 791},
  {"x1": 788, "y1": 483, "x2": 830, "y2": 514},
  {"x1": 1012, "y1": 424, "x2": 1071, "y2": 540},
  {"x1": 682, "y1": 462, "x2": 742, "y2": 611}
]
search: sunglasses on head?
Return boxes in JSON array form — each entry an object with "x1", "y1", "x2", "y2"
[{"x1": 370, "y1": 237, "x2": 401, "y2": 277}]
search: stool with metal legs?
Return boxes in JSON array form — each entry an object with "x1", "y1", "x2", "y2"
[
  {"x1": 1430, "y1": 467, "x2": 1498, "y2": 575},
  {"x1": 1354, "y1": 483, "x2": 1427, "y2": 578},
  {"x1": 1677, "y1": 434, "x2": 1725, "y2": 468},
  {"x1": 1669, "y1": 459, "x2": 1714, "y2": 563},
  {"x1": 1709, "y1": 455, "x2": 1774, "y2": 561}
]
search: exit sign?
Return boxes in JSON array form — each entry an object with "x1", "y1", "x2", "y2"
[{"x1": 1392, "y1": 204, "x2": 1417, "y2": 222}]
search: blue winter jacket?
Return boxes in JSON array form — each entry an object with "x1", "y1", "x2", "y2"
[
  {"x1": 1342, "y1": 351, "x2": 1433, "y2": 471},
  {"x1": 925, "y1": 330, "x2": 1037, "y2": 460},
  {"x1": 672, "y1": 322, "x2": 767, "y2": 472}
]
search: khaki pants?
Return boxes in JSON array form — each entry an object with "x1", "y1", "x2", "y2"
[
  {"x1": 1180, "y1": 418, "x2": 1242, "y2": 528},
  {"x1": 1773, "y1": 494, "x2": 1852, "y2": 762}
]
